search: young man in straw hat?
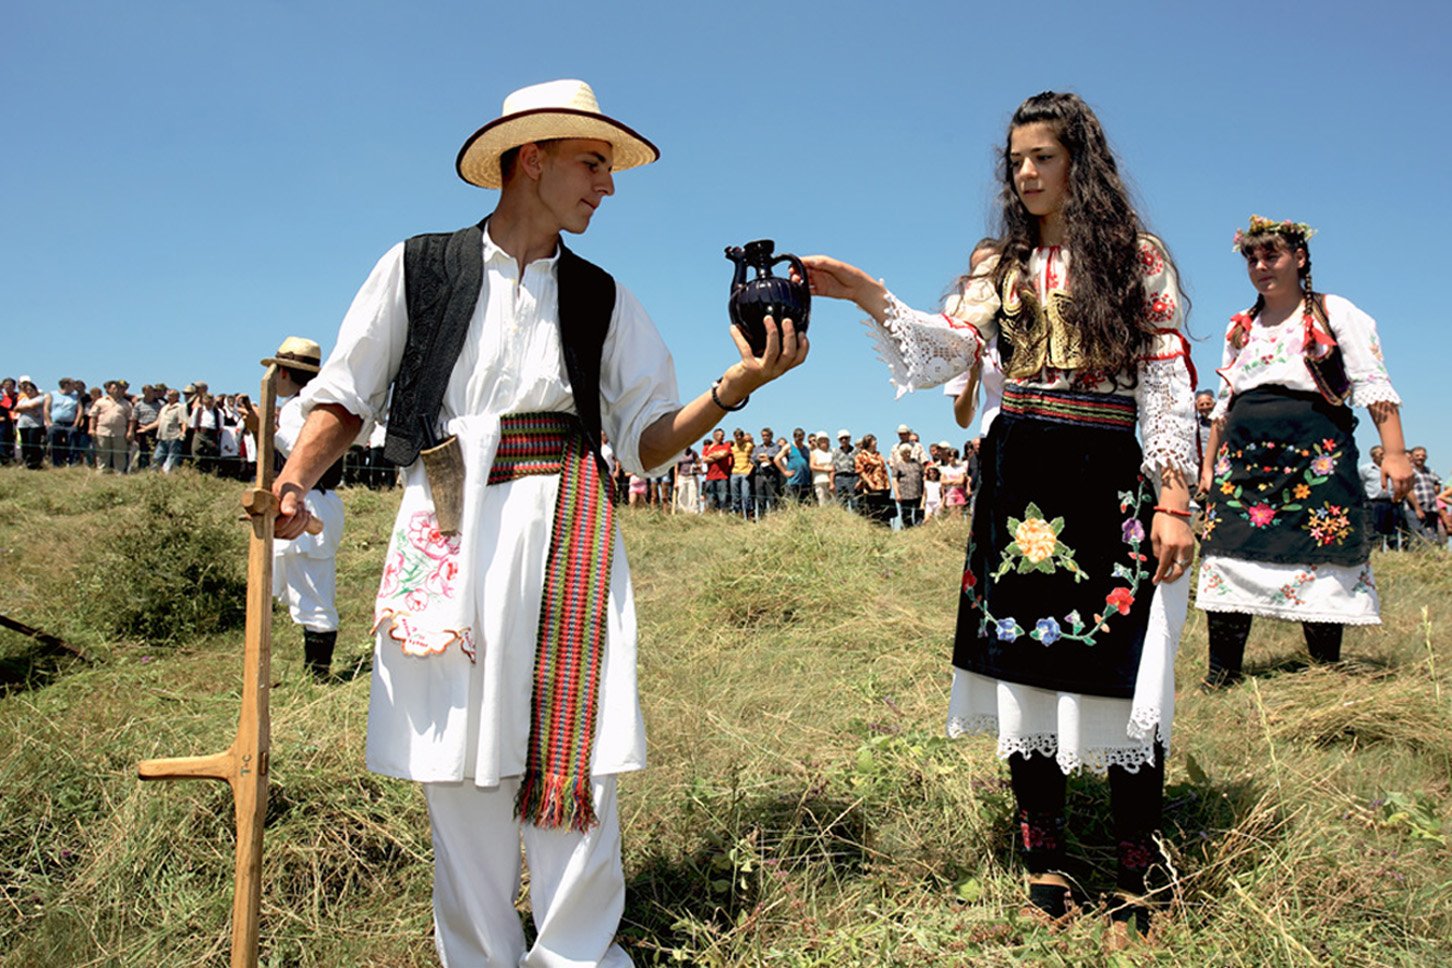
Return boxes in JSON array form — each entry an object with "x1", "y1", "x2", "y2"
[
  {"x1": 248, "y1": 336, "x2": 347, "y2": 680},
  {"x1": 271, "y1": 79, "x2": 807, "y2": 965}
]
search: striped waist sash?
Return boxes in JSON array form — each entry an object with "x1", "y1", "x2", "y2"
[
  {"x1": 491, "y1": 412, "x2": 613, "y2": 831},
  {"x1": 1001, "y1": 384, "x2": 1137, "y2": 432}
]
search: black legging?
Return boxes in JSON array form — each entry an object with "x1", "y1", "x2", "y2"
[
  {"x1": 1009, "y1": 747, "x2": 1165, "y2": 894},
  {"x1": 18, "y1": 426, "x2": 45, "y2": 470},
  {"x1": 1205, "y1": 612, "x2": 1343, "y2": 685}
]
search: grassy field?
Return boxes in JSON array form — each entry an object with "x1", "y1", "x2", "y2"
[{"x1": 2, "y1": 466, "x2": 1449, "y2": 966}]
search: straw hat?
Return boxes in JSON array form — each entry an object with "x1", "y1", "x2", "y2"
[
  {"x1": 456, "y1": 79, "x2": 659, "y2": 190},
  {"x1": 261, "y1": 336, "x2": 322, "y2": 372}
]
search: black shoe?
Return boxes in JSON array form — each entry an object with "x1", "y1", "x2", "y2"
[{"x1": 303, "y1": 629, "x2": 337, "y2": 681}]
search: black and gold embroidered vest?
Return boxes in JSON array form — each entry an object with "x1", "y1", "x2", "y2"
[{"x1": 994, "y1": 265, "x2": 1085, "y2": 380}]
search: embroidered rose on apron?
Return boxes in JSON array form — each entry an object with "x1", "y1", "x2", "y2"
[{"x1": 373, "y1": 510, "x2": 476, "y2": 661}]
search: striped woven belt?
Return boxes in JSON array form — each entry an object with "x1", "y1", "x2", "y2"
[
  {"x1": 490, "y1": 411, "x2": 614, "y2": 832},
  {"x1": 1001, "y1": 384, "x2": 1137, "y2": 431},
  {"x1": 488, "y1": 412, "x2": 580, "y2": 483}
]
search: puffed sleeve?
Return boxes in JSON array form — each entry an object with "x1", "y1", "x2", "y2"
[
  {"x1": 867, "y1": 256, "x2": 999, "y2": 398},
  {"x1": 1133, "y1": 237, "x2": 1198, "y2": 480},
  {"x1": 599, "y1": 283, "x2": 681, "y2": 479},
  {"x1": 300, "y1": 242, "x2": 409, "y2": 431},
  {"x1": 1325, "y1": 295, "x2": 1401, "y2": 409}
]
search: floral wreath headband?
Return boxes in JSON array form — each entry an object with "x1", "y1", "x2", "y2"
[{"x1": 1231, "y1": 214, "x2": 1317, "y2": 252}]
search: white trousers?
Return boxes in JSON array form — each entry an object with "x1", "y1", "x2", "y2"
[
  {"x1": 672, "y1": 477, "x2": 699, "y2": 514},
  {"x1": 425, "y1": 775, "x2": 631, "y2": 968},
  {"x1": 271, "y1": 489, "x2": 343, "y2": 632},
  {"x1": 272, "y1": 551, "x2": 338, "y2": 631}
]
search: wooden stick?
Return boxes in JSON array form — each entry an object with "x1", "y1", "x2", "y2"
[
  {"x1": 0, "y1": 612, "x2": 88, "y2": 661},
  {"x1": 138, "y1": 363, "x2": 281, "y2": 968}
]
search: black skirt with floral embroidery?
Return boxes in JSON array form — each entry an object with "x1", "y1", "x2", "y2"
[
  {"x1": 1199, "y1": 386, "x2": 1368, "y2": 566},
  {"x1": 954, "y1": 386, "x2": 1159, "y2": 700}
]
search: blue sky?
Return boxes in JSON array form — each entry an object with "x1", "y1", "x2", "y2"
[{"x1": 5, "y1": 1, "x2": 1449, "y2": 469}]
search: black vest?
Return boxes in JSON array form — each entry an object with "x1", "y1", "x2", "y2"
[{"x1": 383, "y1": 221, "x2": 616, "y2": 469}]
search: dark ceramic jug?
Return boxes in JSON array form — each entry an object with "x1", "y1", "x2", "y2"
[{"x1": 725, "y1": 240, "x2": 811, "y2": 357}]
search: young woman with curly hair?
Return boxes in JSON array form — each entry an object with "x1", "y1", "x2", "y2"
[
  {"x1": 804, "y1": 91, "x2": 1197, "y2": 936},
  {"x1": 1196, "y1": 218, "x2": 1412, "y2": 684}
]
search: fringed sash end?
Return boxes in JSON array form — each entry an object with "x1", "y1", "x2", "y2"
[{"x1": 515, "y1": 771, "x2": 599, "y2": 832}]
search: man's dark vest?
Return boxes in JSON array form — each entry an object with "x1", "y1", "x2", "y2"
[{"x1": 383, "y1": 221, "x2": 616, "y2": 471}]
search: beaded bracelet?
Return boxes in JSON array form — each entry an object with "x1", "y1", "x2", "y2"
[
  {"x1": 711, "y1": 379, "x2": 749, "y2": 412},
  {"x1": 1153, "y1": 505, "x2": 1192, "y2": 519}
]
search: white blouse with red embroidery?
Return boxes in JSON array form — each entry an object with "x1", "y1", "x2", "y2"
[
  {"x1": 1208, "y1": 294, "x2": 1401, "y2": 421},
  {"x1": 866, "y1": 237, "x2": 1197, "y2": 482}
]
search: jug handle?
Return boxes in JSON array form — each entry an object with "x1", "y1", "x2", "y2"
[{"x1": 773, "y1": 253, "x2": 809, "y2": 288}]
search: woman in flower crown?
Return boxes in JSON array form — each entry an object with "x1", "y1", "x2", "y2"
[
  {"x1": 1196, "y1": 217, "x2": 1413, "y2": 685},
  {"x1": 804, "y1": 91, "x2": 1197, "y2": 935}
]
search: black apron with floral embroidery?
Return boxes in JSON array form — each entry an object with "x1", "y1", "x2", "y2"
[
  {"x1": 1199, "y1": 386, "x2": 1368, "y2": 566},
  {"x1": 954, "y1": 387, "x2": 1159, "y2": 699}
]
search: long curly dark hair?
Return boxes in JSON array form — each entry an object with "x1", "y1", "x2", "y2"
[{"x1": 990, "y1": 92, "x2": 1175, "y2": 380}]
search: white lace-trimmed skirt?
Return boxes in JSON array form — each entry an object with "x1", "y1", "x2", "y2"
[
  {"x1": 1195, "y1": 555, "x2": 1381, "y2": 624},
  {"x1": 945, "y1": 576, "x2": 1188, "y2": 775}
]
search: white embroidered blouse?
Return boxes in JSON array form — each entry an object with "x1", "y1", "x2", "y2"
[
  {"x1": 1209, "y1": 293, "x2": 1401, "y2": 419},
  {"x1": 866, "y1": 237, "x2": 1198, "y2": 481}
]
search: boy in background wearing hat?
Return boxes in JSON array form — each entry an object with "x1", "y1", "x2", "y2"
[
  {"x1": 269, "y1": 80, "x2": 806, "y2": 965},
  {"x1": 248, "y1": 337, "x2": 346, "y2": 680}
]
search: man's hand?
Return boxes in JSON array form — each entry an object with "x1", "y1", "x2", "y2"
[
  {"x1": 273, "y1": 481, "x2": 314, "y2": 540},
  {"x1": 716, "y1": 315, "x2": 808, "y2": 406},
  {"x1": 268, "y1": 403, "x2": 361, "y2": 538}
]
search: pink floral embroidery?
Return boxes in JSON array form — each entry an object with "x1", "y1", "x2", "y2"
[
  {"x1": 1247, "y1": 503, "x2": 1276, "y2": 528},
  {"x1": 379, "y1": 550, "x2": 405, "y2": 598},
  {"x1": 426, "y1": 558, "x2": 460, "y2": 598},
  {"x1": 375, "y1": 509, "x2": 471, "y2": 661},
  {"x1": 408, "y1": 511, "x2": 461, "y2": 560}
]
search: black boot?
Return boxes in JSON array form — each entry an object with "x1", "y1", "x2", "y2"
[
  {"x1": 1204, "y1": 612, "x2": 1253, "y2": 688},
  {"x1": 303, "y1": 629, "x2": 337, "y2": 681},
  {"x1": 1303, "y1": 622, "x2": 1343, "y2": 664}
]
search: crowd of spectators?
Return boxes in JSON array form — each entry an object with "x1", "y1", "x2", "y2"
[
  {"x1": 0, "y1": 374, "x2": 398, "y2": 486},
  {"x1": 5, "y1": 373, "x2": 1445, "y2": 545},
  {"x1": 605, "y1": 421, "x2": 982, "y2": 529}
]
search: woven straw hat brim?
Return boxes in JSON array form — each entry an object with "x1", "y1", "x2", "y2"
[
  {"x1": 456, "y1": 107, "x2": 659, "y2": 190},
  {"x1": 259, "y1": 355, "x2": 322, "y2": 372}
]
